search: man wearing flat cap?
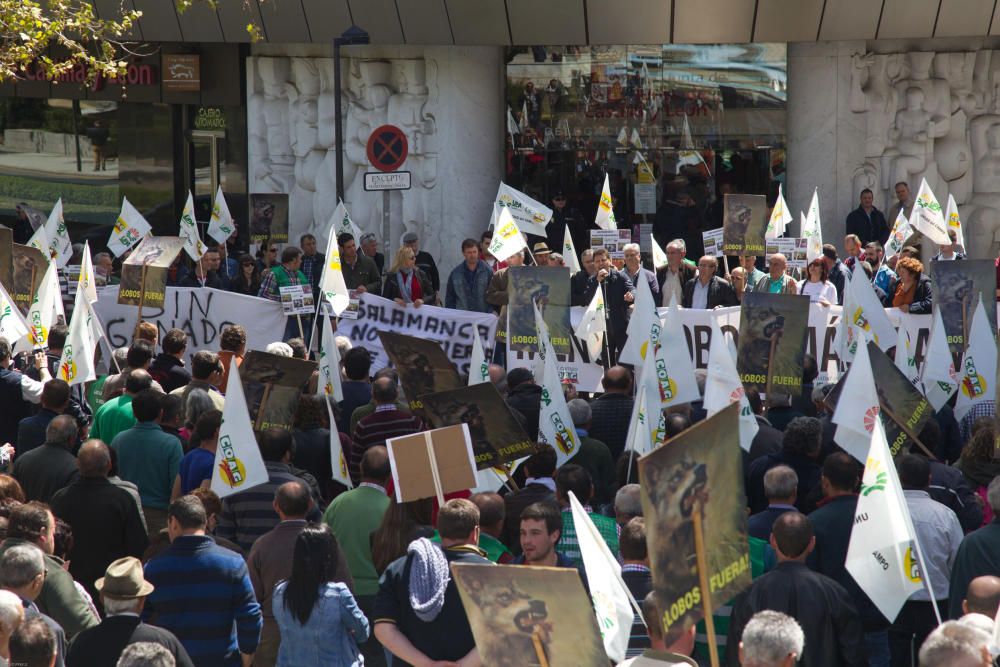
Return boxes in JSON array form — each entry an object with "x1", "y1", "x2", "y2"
[{"x1": 65, "y1": 557, "x2": 193, "y2": 667}]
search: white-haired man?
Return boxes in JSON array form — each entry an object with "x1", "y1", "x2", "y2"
[
  {"x1": 622, "y1": 243, "x2": 659, "y2": 302},
  {"x1": 0, "y1": 590, "x2": 24, "y2": 666},
  {"x1": 917, "y1": 621, "x2": 991, "y2": 667},
  {"x1": 738, "y1": 610, "x2": 804, "y2": 667},
  {"x1": 658, "y1": 239, "x2": 695, "y2": 307}
]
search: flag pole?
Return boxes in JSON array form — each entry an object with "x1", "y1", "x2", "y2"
[
  {"x1": 764, "y1": 332, "x2": 781, "y2": 414},
  {"x1": 601, "y1": 280, "x2": 612, "y2": 367},
  {"x1": 692, "y1": 503, "x2": 720, "y2": 667},
  {"x1": 136, "y1": 264, "x2": 148, "y2": 325},
  {"x1": 253, "y1": 383, "x2": 273, "y2": 432}
]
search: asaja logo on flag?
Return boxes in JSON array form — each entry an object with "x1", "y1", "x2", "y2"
[
  {"x1": 904, "y1": 547, "x2": 922, "y2": 583},
  {"x1": 861, "y1": 459, "x2": 887, "y2": 496},
  {"x1": 917, "y1": 195, "x2": 941, "y2": 213},
  {"x1": 328, "y1": 253, "x2": 342, "y2": 272},
  {"x1": 655, "y1": 359, "x2": 677, "y2": 401},
  {"x1": 217, "y1": 435, "x2": 248, "y2": 488},
  {"x1": 961, "y1": 358, "x2": 987, "y2": 398},
  {"x1": 59, "y1": 344, "x2": 76, "y2": 382}
]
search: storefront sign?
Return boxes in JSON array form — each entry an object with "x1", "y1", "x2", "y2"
[
  {"x1": 21, "y1": 61, "x2": 158, "y2": 91},
  {"x1": 162, "y1": 54, "x2": 201, "y2": 92},
  {"x1": 194, "y1": 107, "x2": 227, "y2": 131}
]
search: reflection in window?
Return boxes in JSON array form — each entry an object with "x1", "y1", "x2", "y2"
[{"x1": 0, "y1": 99, "x2": 119, "y2": 243}]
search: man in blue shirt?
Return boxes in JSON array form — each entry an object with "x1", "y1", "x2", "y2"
[{"x1": 445, "y1": 239, "x2": 493, "y2": 313}]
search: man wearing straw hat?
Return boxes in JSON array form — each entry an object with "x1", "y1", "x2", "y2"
[{"x1": 66, "y1": 557, "x2": 192, "y2": 667}]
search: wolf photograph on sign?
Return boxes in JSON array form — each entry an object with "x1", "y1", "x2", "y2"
[
  {"x1": 930, "y1": 259, "x2": 997, "y2": 366},
  {"x1": 378, "y1": 331, "x2": 462, "y2": 411},
  {"x1": 240, "y1": 351, "x2": 316, "y2": 432},
  {"x1": 639, "y1": 403, "x2": 751, "y2": 645},
  {"x1": 451, "y1": 563, "x2": 606, "y2": 667},
  {"x1": 736, "y1": 292, "x2": 810, "y2": 399},
  {"x1": 508, "y1": 266, "x2": 572, "y2": 356},
  {"x1": 249, "y1": 192, "x2": 289, "y2": 244},
  {"x1": 10, "y1": 244, "x2": 46, "y2": 314},
  {"x1": 722, "y1": 193, "x2": 768, "y2": 256}
]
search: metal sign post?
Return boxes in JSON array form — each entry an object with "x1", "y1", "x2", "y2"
[{"x1": 365, "y1": 125, "x2": 410, "y2": 259}]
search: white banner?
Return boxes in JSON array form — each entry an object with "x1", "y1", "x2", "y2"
[
  {"x1": 336, "y1": 294, "x2": 498, "y2": 377},
  {"x1": 94, "y1": 287, "x2": 286, "y2": 355}
]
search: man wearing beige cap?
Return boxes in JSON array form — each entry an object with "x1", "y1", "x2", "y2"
[{"x1": 65, "y1": 557, "x2": 192, "y2": 667}]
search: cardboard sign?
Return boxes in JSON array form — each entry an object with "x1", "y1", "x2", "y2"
[
  {"x1": 589, "y1": 229, "x2": 632, "y2": 259},
  {"x1": 279, "y1": 284, "x2": 314, "y2": 315},
  {"x1": 702, "y1": 228, "x2": 724, "y2": 258},
  {"x1": 451, "y1": 563, "x2": 607, "y2": 667},
  {"x1": 722, "y1": 193, "x2": 768, "y2": 256},
  {"x1": 240, "y1": 350, "x2": 317, "y2": 433},
  {"x1": 378, "y1": 330, "x2": 462, "y2": 412},
  {"x1": 508, "y1": 266, "x2": 573, "y2": 356},
  {"x1": 736, "y1": 292, "x2": 810, "y2": 399},
  {"x1": 420, "y1": 382, "x2": 536, "y2": 470},
  {"x1": 765, "y1": 237, "x2": 808, "y2": 269},
  {"x1": 117, "y1": 236, "x2": 185, "y2": 309},
  {"x1": 386, "y1": 423, "x2": 476, "y2": 503},
  {"x1": 10, "y1": 244, "x2": 47, "y2": 315},
  {"x1": 930, "y1": 259, "x2": 997, "y2": 367},
  {"x1": 639, "y1": 403, "x2": 751, "y2": 645},
  {"x1": 249, "y1": 193, "x2": 289, "y2": 244}
]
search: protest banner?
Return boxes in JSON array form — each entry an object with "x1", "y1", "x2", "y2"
[
  {"x1": 378, "y1": 330, "x2": 462, "y2": 412},
  {"x1": 639, "y1": 403, "x2": 751, "y2": 650},
  {"x1": 10, "y1": 244, "x2": 47, "y2": 316},
  {"x1": 249, "y1": 192, "x2": 289, "y2": 244},
  {"x1": 117, "y1": 237, "x2": 185, "y2": 312},
  {"x1": 240, "y1": 351, "x2": 316, "y2": 433},
  {"x1": 386, "y1": 424, "x2": 477, "y2": 505},
  {"x1": 279, "y1": 285, "x2": 314, "y2": 316},
  {"x1": 736, "y1": 293, "x2": 810, "y2": 400},
  {"x1": 589, "y1": 229, "x2": 632, "y2": 260},
  {"x1": 452, "y1": 563, "x2": 607, "y2": 667},
  {"x1": 508, "y1": 266, "x2": 573, "y2": 356},
  {"x1": 420, "y1": 382, "x2": 535, "y2": 470},
  {"x1": 722, "y1": 194, "x2": 767, "y2": 256},
  {"x1": 335, "y1": 294, "x2": 496, "y2": 377},
  {"x1": 930, "y1": 259, "x2": 997, "y2": 365}
]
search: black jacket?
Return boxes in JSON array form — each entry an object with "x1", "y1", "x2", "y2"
[
  {"x1": 50, "y1": 477, "x2": 149, "y2": 602},
  {"x1": 506, "y1": 383, "x2": 543, "y2": 440},
  {"x1": 907, "y1": 274, "x2": 933, "y2": 314},
  {"x1": 415, "y1": 250, "x2": 440, "y2": 292},
  {"x1": 579, "y1": 270, "x2": 635, "y2": 340},
  {"x1": 15, "y1": 408, "x2": 58, "y2": 458},
  {"x1": 845, "y1": 206, "x2": 890, "y2": 247},
  {"x1": 928, "y1": 459, "x2": 983, "y2": 533},
  {"x1": 66, "y1": 615, "x2": 194, "y2": 667},
  {"x1": 828, "y1": 260, "x2": 850, "y2": 305},
  {"x1": 727, "y1": 561, "x2": 866, "y2": 667},
  {"x1": 681, "y1": 276, "x2": 738, "y2": 309},
  {"x1": 12, "y1": 442, "x2": 78, "y2": 503},
  {"x1": 588, "y1": 393, "x2": 634, "y2": 462},
  {"x1": 570, "y1": 270, "x2": 594, "y2": 307},
  {"x1": 745, "y1": 452, "x2": 822, "y2": 515},
  {"x1": 624, "y1": 266, "x2": 660, "y2": 302},
  {"x1": 149, "y1": 354, "x2": 192, "y2": 394}
]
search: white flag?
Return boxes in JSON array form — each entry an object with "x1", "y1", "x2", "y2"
[
  {"x1": 109, "y1": 197, "x2": 152, "y2": 257},
  {"x1": 595, "y1": 173, "x2": 617, "y2": 231},
  {"x1": 562, "y1": 225, "x2": 581, "y2": 274},
  {"x1": 26, "y1": 224, "x2": 50, "y2": 256},
  {"x1": 207, "y1": 187, "x2": 235, "y2": 245},
  {"x1": 649, "y1": 302, "x2": 701, "y2": 409},
  {"x1": 619, "y1": 272, "x2": 659, "y2": 365},
  {"x1": 832, "y1": 333, "x2": 881, "y2": 463},
  {"x1": 57, "y1": 286, "x2": 103, "y2": 385},
  {"x1": 885, "y1": 209, "x2": 913, "y2": 260},
  {"x1": 801, "y1": 189, "x2": 823, "y2": 262},
  {"x1": 506, "y1": 106, "x2": 520, "y2": 136},
  {"x1": 0, "y1": 281, "x2": 29, "y2": 344},
  {"x1": 846, "y1": 418, "x2": 932, "y2": 622},
  {"x1": 318, "y1": 316, "x2": 352, "y2": 489},
  {"x1": 24, "y1": 261, "x2": 62, "y2": 350},
  {"x1": 212, "y1": 360, "x2": 269, "y2": 499},
  {"x1": 911, "y1": 178, "x2": 952, "y2": 245},
  {"x1": 650, "y1": 236, "x2": 668, "y2": 270},
  {"x1": 575, "y1": 286, "x2": 606, "y2": 360},
  {"x1": 895, "y1": 326, "x2": 920, "y2": 387},
  {"x1": 330, "y1": 200, "x2": 364, "y2": 242},
  {"x1": 536, "y1": 305, "x2": 580, "y2": 466},
  {"x1": 495, "y1": 183, "x2": 551, "y2": 238},
  {"x1": 943, "y1": 194, "x2": 965, "y2": 251},
  {"x1": 77, "y1": 242, "x2": 98, "y2": 305},
  {"x1": 179, "y1": 191, "x2": 207, "y2": 261},
  {"x1": 765, "y1": 184, "x2": 793, "y2": 239},
  {"x1": 836, "y1": 265, "x2": 896, "y2": 362},
  {"x1": 569, "y1": 491, "x2": 637, "y2": 663},
  {"x1": 954, "y1": 297, "x2": 997, "y2": 422},
  {"x1": 487, "y1": 208, "x2": 528, "y2": 264},
  {"x1": 625, "y1": 381, "x2": 655, "y2": 458},
  {"x1": 468, "y1": 332, "x2": 489, "y2": 386},
  {"x1": 703, "y1": 323, "x2": 757, "y2": 451},
  {"x1": 319, "y1": 224, "x2": 351, "y2": 316},
  {"x1": 44, "y1": 199, "x2": 72, "y2": 268},
  {"x1": 921, "y1": 307, "x2": 958, "y2": 411}
]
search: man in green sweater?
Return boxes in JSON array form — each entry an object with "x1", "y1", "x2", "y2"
[{"x1": 322, "y1": 445, "x2": 391, "y2": 666}]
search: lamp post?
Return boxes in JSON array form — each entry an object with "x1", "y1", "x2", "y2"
[{"x1": 334, "y1": 25, "x2": 370, "y2": 203}]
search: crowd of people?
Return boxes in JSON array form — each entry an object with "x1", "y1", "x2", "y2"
[{"x1": 0, "y1": 178, "x2": 997, "y2": 667}]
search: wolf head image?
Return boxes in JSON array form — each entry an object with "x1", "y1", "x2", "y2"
[
  {"x1": 644, "y1": 456, "x2": 708, "y2": 586},
  {"x1": 463, "y1": 576, "x2": 550, "y2": 667}
]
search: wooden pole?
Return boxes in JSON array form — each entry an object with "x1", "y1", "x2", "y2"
[
  {"x1": 692, "y1": 504, "x2": 720, "y2": 667},
  {"x1": 501, "y1": 462, "x2": 520, "y2": 493},
  {"x1": 296, "y1": 313, "x2": 305, "y2": 340},
  {"x1": 962, "y1": 296, "x2": 969, "y2": 355},
  {"x1": 424, "y1": 432, "x2": 445, "y2": 508},
  {"x1": 531, "y1": 628, "x2": 550, "y2": 667},
  {"x1": 764, "y1": 333, "x2": 781, "y2": 413},
  {"x1": 253, "y1": 383, "x2": 273, "y2": 432},
  {"x1": 136, "y1": 264, "x2": 148, "y2": 324}
]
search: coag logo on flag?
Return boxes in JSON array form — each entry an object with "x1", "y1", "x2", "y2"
[
  {"x1": 217, "y1": 435, "x2": 248, "y2": 488},
  {"x1": 961, "y1": 358, "x2": 987, "y2": 398},
  {"x1": 59, "y1": 344, "x2": 76, "y2": 382},
  {"x1": 655, "y1": 359, "x2": 677, "y2": 402},
  {"x1": 549, "y1": 412, "x2": 575, "y2": 455},
  {"x1": 904, "y1": 547, "x2": 922, "y2": 583}
]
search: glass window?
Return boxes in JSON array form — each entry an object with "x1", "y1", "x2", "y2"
[{"x1": 506, "y1": 44, "x2": 786, "y2": 258}]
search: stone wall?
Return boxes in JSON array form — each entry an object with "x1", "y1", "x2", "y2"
[{"x1": 788, "y1": 39, "x2": 1000, "y2": 259}]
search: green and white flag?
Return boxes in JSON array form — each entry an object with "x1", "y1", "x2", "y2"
[
  {"x1": 836, "y1": 264, "x2": 895, "y2": 362},
  {"x1": 495, "y1": 183, "x2": 551, "y2": 237},
  {"x1": 207, "y1": 187, "x2": 235, "y2": 244},
  {"x1": 487, "y1": 208, "x2": 527, "y2": 264},
  {"x1": 179, "y1": 191, "x2": 207, "y2": 261},
  {"x1": 649, "y1": 301, "x2": 700, "y2": 409},
  {"x1": 921, "y1": 307, "x2": 958, "y2": 411},
  {"x1": 468, "y1": 331, "x2": 489, "y2": 386},
  {"x1": 894, "y1": 326, "x2": 920, "y2": 387},
  {"x1": 58, "y1": 284, "x2": 103, "y2": 385},
  {"x1": 832, "y1": 332, "x2": 880, "y2": 463},
  {"x1": 44, "y1": 198, "x2": 72, "y2": 268},
  {"x1": 562, "y1": 225, "x2": 581, "y2": 274},
  {"x1": 703, "y1": 322, "x2": 757, "y2": 452},
  {"x1": 619, "y1": 272, "x2": 659, "y2": 365},
  {"x1": 0, "y1": 281, "x2": 29, "y2": 344},
  {"x1": 801, "y1": 188, "x2": 823, "y2": 262},
  {"x1": 911, "y1": 178, "x2": 951, "y2": 245},
  {"x1": 109, "y1": 197, "x2": 152, "y2": 257},
  {"x1": 954, "y1": 296, "x2": 996, "y2": 422},
  {"x1": 330, "y1": 200, "x2": 363, "y2": 242},
  {"x1": 24, "y1": 260, "x2": 63, "y2": 350},
  {"x1": 212, "y1": 360, "x2": 269, "y2": 499},
  {"x1": 765, "y1": 184, "x2": 792, "y2": 239},
  {"x1": 574, "y1": 285, "x2": 606, "y2": 360},
  {"x1": 595, "y1": 173, "x2": 617, "y2": 231},
  {"x1": 944, "y1": 193, "x2": 965, "y2": 250},
  {"x1": 885, "y1": 209, "x2": 912, "y2": 260},
  {"x1": 78, "y1": 242, "x2": 98, "y2": 305},
  {"x1": 319, "y1": 220, "x2": 351, "y2": 316},
  {"x1": 650, "y1": 236, "x2": 668, "y2": 270},
  {"x1": 26, "y1": 223, "x2": 50, "y2": 257},
  {"x1": 846, "y1": 417, "x2": 936, "y2": 622},
  {"x1": 535, "y1": 302, "x2": 579, "y2": 466},
  {"x1": 318, "y1": 315, "x2": 352, "y2": 489}
]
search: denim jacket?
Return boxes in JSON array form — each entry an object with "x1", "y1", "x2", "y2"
[
  {"x1": 445, "y1": 260, "x2": 493, "y2": 313},
  {"x1": 272, "y1": 581, "x2": 369, "y2": 667}
]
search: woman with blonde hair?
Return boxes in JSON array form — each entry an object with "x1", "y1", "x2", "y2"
[{"x1": 381, "y1": 246, "x2": 436, "y2": 307}]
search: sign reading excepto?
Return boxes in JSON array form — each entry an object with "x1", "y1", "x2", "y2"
[
  {"x1": 364, "y1": 171, "x2": 412, "y2": 191},
  {"x1": 162, "y1": 54, "x2": 201, "y2": 93},
  {"x1": 366, "y1": 125, "x2": 408, "y2": 172}
]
